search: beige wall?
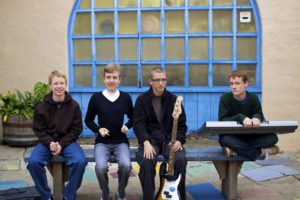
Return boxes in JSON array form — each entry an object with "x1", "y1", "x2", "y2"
[
  {"x1": 0, "y1": 0, "x2": 300, "y2": 151},
  {"x1": 258, "y1": 0, "x2": 300, "y2": 151},
  {"x1": 0, "y1": 0, "x2": 74, "y2": 93}
]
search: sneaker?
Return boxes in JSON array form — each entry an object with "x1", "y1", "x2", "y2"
[
  {"x1": 224, "y1": 147, "x2": 237, "y2": 156},
  {"x1": 261, "y1": 145, "x2": 280, "y2": 159}
]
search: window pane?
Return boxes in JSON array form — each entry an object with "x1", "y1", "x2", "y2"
[
  {"x1": 237, "y1": 10, "x2": 256, "y2": 32},
  {"x1": 166, "y1": 65, "x2": 184, "y2": 86},
  {"x1": 213, "y1": 10, "x2": 232, "y2": 32},
  {"x1": 119, "y1": 39, "x2": 137, "y2": 60},
  {"x1": 142, "y1": 38, "x2": 161, "y2": 60},
  {"x1": 165, "y1": 0, "x2": 184, "y2": 6},
  {"x1": 237, "y1": 0, "x2": 250, "y2": 5},
  {"x1": 96, "y1": 39, "x2": 114, "y2": 60},
  {"x1": 79, "y1": 0, "x2": 91, "y2": 9},
  {"x1": 74, "y1": 13, "x2": 91, "y2": 35},
  {"x1": 213, "y1": 37, "x2": 232, "y2": 60},
  {"x1": 237, "y1": 37, "x2": 256, "y2": 60},
  {"x1": 119, "y1": 12, "x2": 137, "y2": 34},
  {"x1": 96, "y1": 12, "x2": 114, "y2": 34},
  {"x1": 73, "y1": 39, "x2": 92, "y2": 61},
  {"x1": 95, "y1": 0, "x2": 114, "y2": 8},
  {"x1": 142, "y1": 12, "x2": 161, "y2": 33},
  {"x1": 237, "y1": 64, "x2": 256, "y2": 86},
  {"x1": 189, "y1": 37, "x2": 208, "y2": 60},
  {"x1": 142, "y1": 65, "x2": 160, "y2": 86},
  {"x1": 189, "y1": 64, "x2": 208, "y2": 86},
  {"x1": 189, "y1": 0, "x2": 208, "y2": 6},
  {"x1": 142, "y1": 0, "x2": 160, "y2": 7},
  {"x1": 189, "y1": 10, "x2": 208, "y2": 33},
  {"x1": 74, "y1": 65, "x2": 92, "y2": 86},
  {"x1": 96, "y1": 65, "x2": 105, "y2": 86},
  {"x1": 120, "y1": 65, "x2": 138, "y2": 86},
  {"x1": 165, "y1": 11, "x2": 184, "y2": 33},
  {"x1": 119, "y1": 0, "x2": 137, "y2": 7},
  {"x1": 213, "y1": 64, "x2": 231, "y2": 86},
  {"x1": 165, "y1": 38, "x2": 184, "y2": 60},
  {"x1": 213, "y1": 0, "x2": 232, "y2": 6}
]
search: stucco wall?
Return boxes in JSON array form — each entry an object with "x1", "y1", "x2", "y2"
[
  {"x1": 0, "y1": 0, "x2": 74, "y2": 93},
  {"x1": 258, "y1": 0, "x2": 300, "y2": 151},
  {"x1": 0, "y1": 0, "x2": 299, "y2": 151}
]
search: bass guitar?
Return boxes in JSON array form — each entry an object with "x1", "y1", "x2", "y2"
[{"x1": 155, "y1": 96, "x2": 183, "y2": 200}]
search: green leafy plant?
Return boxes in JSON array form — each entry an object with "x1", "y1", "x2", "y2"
[{"x1": 0, "y1": 82, "x2": 50, "y2": 121}]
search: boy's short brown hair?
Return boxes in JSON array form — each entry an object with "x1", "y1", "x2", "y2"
[{"x1": 229, "y1": 70, "x2": 248, "y2": 83}]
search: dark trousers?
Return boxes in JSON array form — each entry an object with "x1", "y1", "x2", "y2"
[
  {"x1": 136, "y1": 144, "x2": 187, "y2": 200},
  {"x1": 219, "y1": 133, "x2": 278, "y2": 160}
]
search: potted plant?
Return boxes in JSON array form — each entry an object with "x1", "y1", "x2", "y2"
[{"x1": 0, "y1": 82, "x2": 50, "y2": 147}]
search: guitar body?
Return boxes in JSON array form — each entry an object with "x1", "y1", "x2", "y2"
[{"x1": 155, "y1": 174, "x2": 181, "y2": 200}]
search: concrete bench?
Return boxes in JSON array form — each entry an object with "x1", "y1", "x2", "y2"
[{"x1": 24, "y1": 146, "x2": 262, "y2": 200}]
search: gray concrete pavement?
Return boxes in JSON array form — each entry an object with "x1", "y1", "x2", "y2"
[{"x1": 1, "y1": 143, "x2": 300, "y2": 200}]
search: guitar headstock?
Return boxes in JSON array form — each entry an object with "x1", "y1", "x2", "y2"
[{"x1": 172, "y1": 96, "x2": 183, "y2": 119}]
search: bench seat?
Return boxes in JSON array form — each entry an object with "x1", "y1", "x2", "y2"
[{"x1": 24, "y1": 147, "x2": 261, "y2": 200}]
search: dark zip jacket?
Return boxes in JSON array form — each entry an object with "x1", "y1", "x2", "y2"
[
  {"x1": 133, "y1": 88, "x2": 187, "y2": 147},
  {"x1": 33, "y1": 92, "x2": 83, "y2": 149}
]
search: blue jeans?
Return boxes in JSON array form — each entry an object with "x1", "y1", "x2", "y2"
[
  {"x1": 94, "y1": 143, "x2": 131, "y2": 200},
  {"x1": 219, "y1": 133, "x2": 278, "y2": 160},
  {"x1": 27, "y1": 142, "x2": 87, "y2": 200}
]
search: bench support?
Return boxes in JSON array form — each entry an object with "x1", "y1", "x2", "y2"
[
  {"x1": 47, "y1": 163, "x2": 68, "y2": 200},
  {"x1": 213, "y1": 160, "x2": 243, "y2": 200}
]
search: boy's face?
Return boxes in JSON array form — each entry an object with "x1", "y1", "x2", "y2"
[
  {"x1": 149, "y1": 72, "x2": 167, "y2": 96},
  {"x1": 50, "y1": 76, "x2": 67, "y2": 98},
  {"x1": 103, "y1": 70, "x2": 121, "y2": 92},
  {"x1": 229, "y1": 76, "x2": 248, "y2": 98}
]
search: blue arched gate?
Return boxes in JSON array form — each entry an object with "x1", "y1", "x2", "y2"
[{"x1": 68, "y1": 0, "x2": 262, "y2": 137}]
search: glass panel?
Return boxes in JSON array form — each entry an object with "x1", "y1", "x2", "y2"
[
  {"x1": 74, "y1": 13, "x2": 91, "y2": 34},
  {"x1": 165, "y1": 65, "x2": 184, "y2": 86},
  {"x1": 165, "y1": 0, "x2": 184, "y2": 6},
  {"x1": 79, "y1": 0, "x2": 91, "y2": 9},
  {"x1": 119, "y1": 12, "x2": 137, "y2": 34},
  {"x1": 189, "y1": 37, "x2": 208, "y2": 60},
  {"x1": 142, "y1": 65, "x2": 161, "y2": 86},
  {"x1": 96, "y1": 65, "x2": 105, "y2": 86},
  {"x1": 237, "y1": 64, "x2": 256, "y2": 86},
  {"x1": 73, "y1": 39, "x2": 92, "y2": 60},
  {"x1": 95, "y1": 0, "x2": 114, "y2": 8},
  {"x1": 165, "y1": 11, "x2": 184, "y2": 33},
  {"x1": 96, "y1": 39, "x2": 114, "y2": 60},
  {"x1": 189, "y1": 0, "x2": 208, "y2": 6},
  {"x1": 165, "y1": 38, "x2": 184, "y2": 60},
  {"x1": 189, "y1": 64, "x2": 208, "y2": 86},
  {"x1": 213, "y1": 37, "x2": 232, "y2": 60},
  {"x1": 213, "y1": 64, "x2": 232, "y2": 86},
  {"x1": 119, "y1": 0, "x2": 137, "y2": 7},
  {"x1": 142, "y1": 38, "x2": 161, "y2": 60},
  {"x1": 213, "y1": 10, "x2": 232, "y2": 32},
  {"x1": 189, "y1": 10, "x2": 208, "y2": 33},
  {"x1": 120, "y1": 65, "x2": 138, "y2": 86},
  {"x1": 95, "y1": 12, "x2": 114, "y2": 34},
  {"x1": 142, "y1": 12, "x2": 161, "y2": 33},
  {"x1": 213, "y1": 0, "x2": 232, "y2": 6},
  {"x1": 119, "y1": 39, "x2": 138, "y2": 60},
  {"x1": 237, "y1": 10, "x2": 256, "y2": 32},
  {"x1": 237, "y1": 0, "x2": 250, "y2": 5},
  {"x1": 142, "y1": 0, "x2": 160, "y2": 7},
  {"x1": 237, "y1": 37, "x2": 256, "y2": 60},
  {"x1": 74, "y1": 65, "x2": 92, "y2": 87}
]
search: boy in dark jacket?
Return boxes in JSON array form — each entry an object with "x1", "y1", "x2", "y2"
[{"x1": 133, "y1": 66, "x2": 188, "y2": 200}]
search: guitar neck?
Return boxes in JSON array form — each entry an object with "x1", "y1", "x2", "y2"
[{"x1": 167, "y1": 118, "x2": 178, "y2": 176}]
